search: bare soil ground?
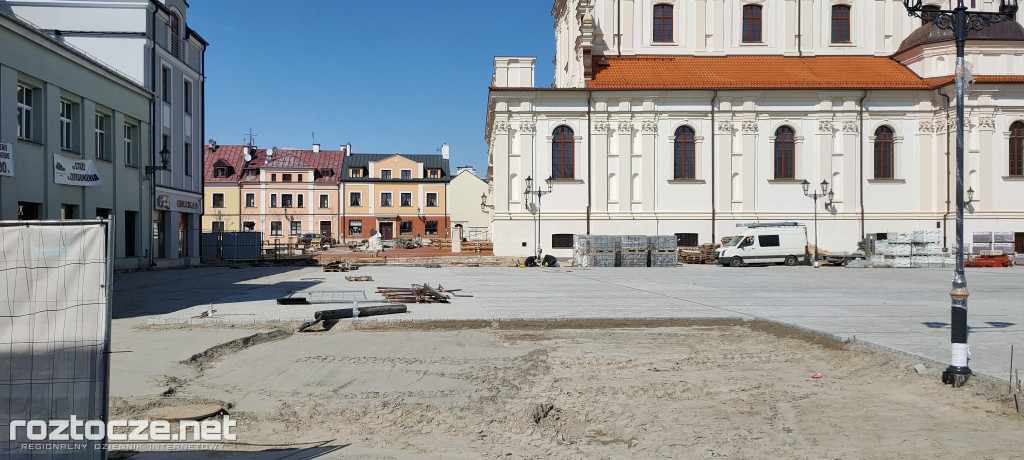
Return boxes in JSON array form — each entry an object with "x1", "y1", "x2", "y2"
[{"x1": 110, "y1": 320, "x2": 1024, "y2": 459}]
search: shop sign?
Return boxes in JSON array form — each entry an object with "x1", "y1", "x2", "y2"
[{"x1": 156, "y1": 192, "x2": 200, "y2": 213}]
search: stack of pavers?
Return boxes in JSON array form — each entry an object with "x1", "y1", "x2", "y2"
[
  {"x1": 649, "y1": 235, "x2": 677, "y2": 267},
  {"x1": 573, "y1": 235, "x2": 592, "y2": 267},
  {"x1": 590, "y1": 235, "x2": 619, "y2": 267},
  {"x1": 618, "y1": 235, "x2": 648, "y2": 267}
]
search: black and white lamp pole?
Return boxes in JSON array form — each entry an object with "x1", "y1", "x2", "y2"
[
  {"x1": 801, "y1": 179, "x2": 834, "y2": 268},
  {"x1": 524, "y1": 175, "x2": 554, "y2": 261},
  {"x1": 902, "y1": 0, "x2": 1018, "y2": 387}
]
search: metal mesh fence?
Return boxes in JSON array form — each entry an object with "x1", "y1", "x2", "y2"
[{"x1": 0, "y1": 220, "x2": 111, "y2": 459}]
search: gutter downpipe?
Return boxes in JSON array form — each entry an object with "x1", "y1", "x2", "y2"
[
  {"x1": 587, "y1": 90, "x2": 592, "y2": 234},
  {"x1": 941, "y1": 92, "x2": 952, "y2": 251},
  {"x1": 797, "y1": 0, "x2": 802, "y2": 57},
  {"x1": 148, "y1": 7, "x2": 157, "y2": 267},
  {"x1": 617, "y1": 0, "x2": 622, "y2": 57},
  {"x1": 859, "y1": 90, "x2": 867, "y2": 240},
  {"x1": 710, "y1": 89, "x2": 718, "y2": 244}
]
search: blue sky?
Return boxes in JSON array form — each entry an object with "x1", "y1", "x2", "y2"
[{"x1": 188, "y1": 1, "x2": 556, "y2": 177}]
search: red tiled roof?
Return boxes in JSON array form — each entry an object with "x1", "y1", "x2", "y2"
[
  {"x1": 203, "y1": 145, "x2": 249, "y2": 182},
  {"x1": 244, "y1": 149, "x2": 346, "y2": 183},
  {"x1": 586, "y1": 55, "x2": 933, "y2": 90}
]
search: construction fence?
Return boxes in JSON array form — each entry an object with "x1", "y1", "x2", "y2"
[{"x1": 1, "y1": 220, "x2": 112, "y2": 459}]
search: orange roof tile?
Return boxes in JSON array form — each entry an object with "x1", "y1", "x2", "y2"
[
  {"x1": 587, "y1": 55, "x2": 932, "y2": 90},
  {"x1": 923, "y1": 75, "x2": 1024, "y2": 87}
]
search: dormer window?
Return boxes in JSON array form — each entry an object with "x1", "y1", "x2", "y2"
[
  {"x1": 214, "y1": 166, "x2": 227, "y2": 178},
  {"x1": 350, "y1": 168, "x2": 362, "y2": 178},
  {"x1": 428, "y1": 169, "x2": 441, "y2": 179}
]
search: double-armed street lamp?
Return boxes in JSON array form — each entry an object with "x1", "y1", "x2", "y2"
[
  {"x1": 523, "y1": 175, "x2": 554, "y2": 261},
  {"x1": 902, "y1": 0, "x2": 1019, "y2": 387},
  {"x1": 801, "y1": 179, "x2": 834, "y2": 268}
]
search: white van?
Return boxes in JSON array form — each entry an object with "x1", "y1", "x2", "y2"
[{"x1": 717, "y1": 223, "x2": 809, "y2": 267}]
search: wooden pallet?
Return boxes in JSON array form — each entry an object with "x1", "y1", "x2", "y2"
[{"x1": 345, "y1": 275, "x2": 373, "y2": 281}]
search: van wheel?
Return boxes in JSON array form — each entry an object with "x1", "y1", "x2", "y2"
[
  {"x1": 785, "y1": 255, "x2": 798, "y2": 266},
  {"x1": 729, "y1": 257, "x2": 743, "y2": 267}
]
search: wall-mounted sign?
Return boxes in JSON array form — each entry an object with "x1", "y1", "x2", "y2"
[
  {"x1": 54, "y1": 154, "x2": 101, "y2": 186},
  {"x1": 156, "y1": 190, "x2": 201, "y2": 213},
  {"x1": 0, "y1": 143, "x2": 14, "y2": 177}
]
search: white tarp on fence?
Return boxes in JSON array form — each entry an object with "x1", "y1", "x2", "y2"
[{"x1": 0, "y1": 222, "x2": 109, "y2": 458}]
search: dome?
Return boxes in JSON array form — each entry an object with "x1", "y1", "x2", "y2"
[{"x1": 896, "y1": 20, "x2": 1024, "y2": 54}]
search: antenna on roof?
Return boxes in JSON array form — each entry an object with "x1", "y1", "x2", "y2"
[{"x1": 244, "y1": 127, "x2": 257, "y2": 146}]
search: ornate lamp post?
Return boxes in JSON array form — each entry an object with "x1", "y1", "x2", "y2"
[
  {"x1": 523, "y1": 175, "x2": 554, "y2": 261},
  {"x1": 902, "y1": 0, "x2": 1018, "y2": 387},
  {"x1": 801, "y1": 179, "x2": 833, "y2": 268}
]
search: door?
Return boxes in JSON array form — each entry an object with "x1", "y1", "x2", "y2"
[
  {"x1": 320, "y1": 221, "x2": 332, "y2": 240},
  {"x1": 379, "y1": 222, "x2": 393, "y2": 240},
  {"x1": 1016, "y1": 232, "x2": 1024, "y2": 254}
]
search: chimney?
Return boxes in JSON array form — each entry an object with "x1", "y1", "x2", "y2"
[
  {"x1": 312, "y1": 143, "x2": 320, "y2": 153},
  {"x1": 441, "y1": 143, "x2": 449, "y2": 160},
  {"x1": 346, "y1": 142, "x2": 352, "y2": 156}
]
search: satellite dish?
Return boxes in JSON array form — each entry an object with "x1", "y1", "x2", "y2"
[
  {"x1": 271, "y1": 147, "x2": 279, "y2": 153},
  {"x1": 208, "y1": 139, "x2": 217, "y2": 147},
  {"x1": 244, "y1": 153, "x2": 252, "y2": 161}
]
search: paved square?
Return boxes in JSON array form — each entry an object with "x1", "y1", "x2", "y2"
[{"x1": 142, "y1": 264, "x2": 1024, "y2": 381}]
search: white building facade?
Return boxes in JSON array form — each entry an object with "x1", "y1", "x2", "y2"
[
  {"x1": 486, "y1": 0, "x2": 1024, "y2": 258},
  {"x1": 5, "y1": 0, "x2": 208, "y2": 267}
]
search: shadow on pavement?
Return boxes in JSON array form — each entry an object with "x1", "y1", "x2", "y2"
[
  {"x1": 113, "y1": 443, "x2": 349, "y2": 459},
  {"x1": 112, "y1": 266, "x2": 316, "y2": 319}
]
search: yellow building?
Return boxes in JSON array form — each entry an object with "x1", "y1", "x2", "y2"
[
  {"x1": 341, "y1": 149, "x2": 451, "y2": 241},
  {"x1": 202, "y1": 145, "x2": 246, "y2": 232}
]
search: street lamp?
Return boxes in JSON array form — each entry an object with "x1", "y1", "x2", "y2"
[
  {"x1": 902, "y1": 0, "x2": 1018, "y2": 387},
  {"x1": 524, "y1": 175, "x2": 554, "y2": 260},
  {"x1": 801, "y1": 179, "x2": 831, "y2": 268},
  {"x1": 146, "y1": 146, "x2": 170, "y2": 176},
  {"x1": 480, "y1": 193, "x2": 494, "y2": 212}
]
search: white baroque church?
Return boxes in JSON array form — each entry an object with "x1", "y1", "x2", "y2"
[{"x1": 485, "y1": 0, "x2": 1024, "y2": 258}]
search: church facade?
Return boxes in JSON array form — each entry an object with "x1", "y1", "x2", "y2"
[{"x1": 486, "y1": 0, "x2": 1024, "y2": 258}]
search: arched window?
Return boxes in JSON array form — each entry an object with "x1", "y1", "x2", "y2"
[
  {"x1": 832, "y1": 5, "x2": 851, "y2": 43},
  {"x1": 1010, "y1": 121, "x2": 1024, "y2": 176},
  {"x1": 653, "y1": 4, "x2": 673, "y2": 43},
  {"x1": 673, "y1": 126, "x2": 696, "y2": 179},
  {"x1": 874, "y1": 126, "x2": 895, "y2": 179},
  {"x1": 552, "y1": 126, "x2": 575, "y2": 180},
  {"x1": 773, "y1": 126, "x2": 795, "y2": 179},
  {"x1": 169, "y1": 12, "x2": 181, "y2": 58},
  {"x1": 742, "y1": 4, "x2": 762, "y2": 43}
]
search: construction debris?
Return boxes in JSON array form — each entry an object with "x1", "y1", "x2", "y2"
[
  {"x1": 376, "y1": 283, "x2": 469, "y2": 303},
  {"x1": 677, "y1": 243, "x2": 720, "y2": 264},
  {"x1": 323, "y1": 261, "x2": 358, "y2": 272},
  {"x1": 298, "y1": 304, "x2": 408, "y2": 332},
  {"x1": 346, "y1": 275, "x2": 374, "y2": 281}
]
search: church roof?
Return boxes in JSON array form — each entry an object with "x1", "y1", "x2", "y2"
[
  {"x1": 896, "y1": 20, "x2": 1024, "y2": 54},
  {"x1": 586, "y1": 55, "x2": 933, "y2": 90}
]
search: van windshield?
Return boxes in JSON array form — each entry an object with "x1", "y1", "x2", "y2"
[{"x1": 724, "y1": 236, "x2": 743, "y2": 247}]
